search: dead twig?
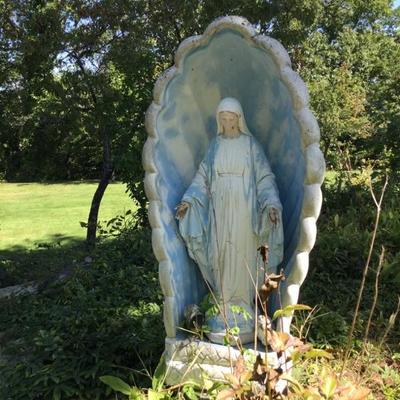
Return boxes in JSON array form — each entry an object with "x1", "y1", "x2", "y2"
[
  {"x1": 340, "y1": 175, "x2": 388, "y2": 377},
  {"x1": 363, "y1": 246, "x2": 385, "y2": 342},
  {"x1": 379, "y1": 296, "x2": 400, "y2": 349}
]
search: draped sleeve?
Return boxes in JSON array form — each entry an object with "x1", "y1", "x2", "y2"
[
  {"x1": 178, "y1": 140, "x2": 215, "y2": 289},
  {"x1": 252, "y1": 138, "x2": 282, "y2": 212},
  {"x1": 252, "y1": 138, "x2": 284, "y2": 272}
]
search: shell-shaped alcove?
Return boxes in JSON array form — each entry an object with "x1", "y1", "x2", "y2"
[{"x1": 143, "y1": 16, "x2": 325, "y2": 337}]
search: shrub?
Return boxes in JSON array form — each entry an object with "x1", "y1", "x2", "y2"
[{"x1": 300, "y1": 176, "x2": 400, "y2": 348}]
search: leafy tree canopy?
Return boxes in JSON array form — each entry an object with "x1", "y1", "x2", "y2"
[{"x1": 1, "y1": 0, "x2": 399, "y2": 204}]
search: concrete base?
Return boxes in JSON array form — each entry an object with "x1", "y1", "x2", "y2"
[
  {"x1": 206, "y1": 329, "x2": 255, "y2": 346},
  {"x1": 164, "y1": 337, "x2": 279, "y2": 385}
]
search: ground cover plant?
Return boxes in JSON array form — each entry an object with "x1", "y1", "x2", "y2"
[
  {"x1": 0, "y1": 175, "x2": 398, "y2": 399},
  {"x1": 99, "y1": 178, "x2": 400, "y2": 398},
  {"x1": 300, "y1": 173, "x2": 400, "y2": 349},
  {"x1": 0, "y1": 218, "x2": 164, "y2": 400}
]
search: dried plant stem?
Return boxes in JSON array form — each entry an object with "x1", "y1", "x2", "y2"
[
  {"x1": 363, "y1": 246, "x2": 385, "y2": 342},
  {"x1": 263, "y1": 301, "x2": 269, "y2": 365},
  {"x1": 254, "y1": 257, "x2": 259, "y2": 352},
  {"x1": 205, "y1": 186, "x2": 244, "y2": 361},
  {"x1": 379, "y1": 296, "x2": 400, "y2": 348},
  {"x1": 243, "y1": 257, "x2": 266, "y2": 313},
  {"x1": 202, "y1": 278, "x2": 242, "y2": 357},
  {"x1": 293, "y1": 305, "x2": 318, "y2": 340},
  {"x1": 260, "y1": 300, "x2": 272, "y2": 400},
  {"x1": 340, "y1": 175, "x2": 388, "y2": 376},
  {"x1": 244, "y1": 254, "x2": 269, "y2": 354},
  {"x1": 262, "y1": 257, "x2": 269, "y2": 367},
  {"x1": 276, "y1": 281, "x2": 284, "y2": 333},
  {"x1": 275, "y1": 278, "x2": 290, "y2": 376}
]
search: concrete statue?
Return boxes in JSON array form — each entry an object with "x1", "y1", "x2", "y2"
[
  {"x1": 176, "y1": 97, "x2": 284, "y2": 344},
  {"x1": 143, "y1": 16, "x2": 325, "y2": 383}
]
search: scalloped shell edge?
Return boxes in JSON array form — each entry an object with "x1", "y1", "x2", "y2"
[{"x1": 143, "y1": 16, "x2": 325, "y2": 336}]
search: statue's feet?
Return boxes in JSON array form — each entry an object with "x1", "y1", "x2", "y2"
[{"x1": 205, "y1": 301, "x2": 255, "y2": 345}]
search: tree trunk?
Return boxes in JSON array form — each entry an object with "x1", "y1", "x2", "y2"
[
  {"x1": 86, "y1": 129, "x2": 113, "y2": 248},
  {"x1": 70, "y1": 51, "x2": 114, "y2": 248}
]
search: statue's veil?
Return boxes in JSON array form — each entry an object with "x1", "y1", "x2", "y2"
[{"x1": 216, "y1": 97, "x2": 252, "y2": 136}]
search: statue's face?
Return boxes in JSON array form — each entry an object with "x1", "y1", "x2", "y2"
[{"x1": 219, "y1": 111, "x2": 240, "y2": 136}]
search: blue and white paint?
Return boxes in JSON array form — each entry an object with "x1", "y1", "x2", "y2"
[{"x1": 143, "y1": 16, "x2": 325, "y2": 339}]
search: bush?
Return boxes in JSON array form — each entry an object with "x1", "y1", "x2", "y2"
[
  {"x1": 300, "y1": 176, "x2": 400, "y2": 348},
  {"x1": 0, "y1": 223, "x2": 164, "y2": 400}
]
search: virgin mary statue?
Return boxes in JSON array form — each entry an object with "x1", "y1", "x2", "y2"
[{"x1": 176, "y1": 97, "x2": 284, "y2": 344}]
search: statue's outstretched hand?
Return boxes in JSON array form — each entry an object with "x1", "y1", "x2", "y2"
[
  {"x1": 268, "y1": 207, "x2": 279, "y2": 227},
  {"x1": 175, "y1": 202, "x2": 190, "y2": 220}
]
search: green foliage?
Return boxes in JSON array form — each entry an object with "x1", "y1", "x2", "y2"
[
  {"x1": 307, "y1": 307, "x2": 349, "y2": 348},
  {"x1": 0, "y1": 224, "x2": 164, "y2": 400},
  {"x1": 200, "y1": 293, "x2": 217, "y2": 315},
  {"x1": 100, "y1": 314, "x2": 371, "y2": 400},
  {"x1": 300, "y1": 175, "x2": 400, "y2": 348},
  {"x1": 379, "y1": 362, "x2": 400, "y2": 399},
  {"x1": 272, "y1": 304, "x2": 312, "y2": 321},
  {"x1": 100, "y1": 375, "x2": 133, "y2": 396},
  {"x1": 1, "y1": 1, "x2": 400, "y2": 214},
  {"x1": 229, "y1": 304, "x2": 252, "y2": 321}
]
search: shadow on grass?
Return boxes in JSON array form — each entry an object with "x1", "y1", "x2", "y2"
[
  {"x1": 13, "y1": 180, "x2": 124, "y2": 186},
  {"x1": 0, "y1": 235, "x2": 89, "y2": 288}
]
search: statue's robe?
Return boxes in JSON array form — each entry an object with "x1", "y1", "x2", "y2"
[{"x1": 179, "y1": 132, "x2": 284, "y2": 317}]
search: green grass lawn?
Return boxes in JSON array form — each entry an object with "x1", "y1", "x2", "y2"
[{"x1": 0, "y1": 182, "x2": 134, "y2": 251}]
